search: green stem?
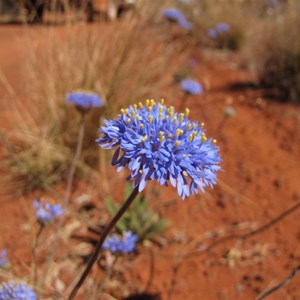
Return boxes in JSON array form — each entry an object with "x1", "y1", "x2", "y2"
[{"x1": 67, "y1": 186, "x2": 139, "y2": 300}]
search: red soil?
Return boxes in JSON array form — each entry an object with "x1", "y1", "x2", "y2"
[{"x1": 0, "y1": 21, "x2": 300, "y2": 300}]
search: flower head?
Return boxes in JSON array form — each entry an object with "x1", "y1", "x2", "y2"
[
  {"x1": 180, "y1": 79, "x2": 203, "y2": 95},
  {"x1": 0, "y1": 281, "x2": 36, "y2": 300},
  {"x1": 215, "y1": 22, "x2": 230, "y2": 33},
  {"x1": 103, "y1": 231, "x2": 138, "y2": 254},
  {"x1": 33, "y1": 199, "x2": 63, "y2": 225},
  {"x1": 0, "y1": 250, "x2": 8, "y2": 268},
  {"x1": 97, "y1": 100, "x2": 221, "y2": 199},
  {"x1": 207, "y1": 28, "x2": 218, "y2": 39},
  {"x1": 66, "y1": 91, "x2": 104, "y2": 113},
  {"x1": 162, "y1": 8, "x2": 192, "y2": 29}
]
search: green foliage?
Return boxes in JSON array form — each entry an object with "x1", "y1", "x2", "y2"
[{"x1": 105, "y1": 184, "x2": 169, "y2": 242}]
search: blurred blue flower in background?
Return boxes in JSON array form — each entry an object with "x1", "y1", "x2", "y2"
[
  {"x1": 162, "y1": 8, "x2": 192, "y2": 29},
  {"x1": 66, "y1": 91, "x2": 104, "y2": 112},
  {"x1": 97, "y1": 100, "x2": 220, "y2": 199},
  {"x1": 33, "y1": 200, "x2": 63, "y2": 225},
  {"x1": 0, "y1": 250, "x2": 8, "y2": 268},
  {"x1": 0, "y1": 281, "x2": 36, "y2": 300},
  {"x1": 180, "y1": 79, "x2": 203, "y2": 95},
  {"x1": 215, "y1": 22, "x2": 231, "y2": 33},
  {"x1": 103, "y1": 231, "x2": 138, "y2": 254},
  {"x1": 207, "y1": 28, "x2": 218, "y2": 39}
]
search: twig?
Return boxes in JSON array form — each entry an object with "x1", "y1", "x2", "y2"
[
  {"x1": 67, "y1": 186, "x2": 139, "y2": 300},
  {"x1": 255, "y1": 264, "x2": 300, "y2": 300},
  {"x1": 184, "y1": 201, "x2": 300, "y2": 258}
]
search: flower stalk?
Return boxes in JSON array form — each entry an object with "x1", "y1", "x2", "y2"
[{"x1": 68, "y1": 186, "x2": 139, "y2": 300}]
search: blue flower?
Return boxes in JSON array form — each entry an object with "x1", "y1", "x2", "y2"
[
  {"x1": 0, "y1": 250, "x2": 8, "y2": 268},
  {"x1": 215, "y1": 22, "x2": 230, "y2": 33},
  {"x1": 103, "y1": 231, "x2": 138, "y2": 254},
  {"x1": 162, "y1": 8, "x2": 192, "y2": 29},
  {"x1": 97, "y1": 100, "x2": 221, "y2": 199},
  {"x1": 33, "y1": 200, "x2": 63, "y2": 225},
  {"x1": 66, "y1": 91, "x2": 104, "y2": 112},
  {"x1": 180, "y1": 79, "x2": 203, "y2": 95},
  {"x1": 207, "y1": 28, "x2": 218, "y2": 39},
  {"x1": 0, "y1": 281, "x2": 36, "y2": 300}
]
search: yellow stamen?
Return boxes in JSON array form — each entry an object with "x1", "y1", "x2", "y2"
[
  {"x1": 131, "y1": 111, "x2": 135, "y2": 118},
  {"x1": 136, "y1": 114, "x2": 140, "y2": 121},
  {"x1": 192, "y1": 123, "x2": 196, "y2": 129},
  {"x1": 141, "y1": 135, "x2": 148, "y2": 142},
  {"x1": 185, "y1": 108, "x2": 190, "y2": 116},
  {"x1": 147, "y1": 106, "x2": 152, "y2": 112},
  {"x1": 159, "y1": 106, "x2": 164, "y2": 113},
  {"x1": 179, "y1": 113, "x2": 184, "y2": 122},
  {"x1": 189, "y1": 133, "x2": 194, "y2": 141},
  {"x1": 120, "y1": 108, "x2": 125, "y2": 114},
  {"x1": 150, "y1": 99, "x2": 156, "y2": 106},
  {"x1": 126, "y1": 118, "x2": 131, "y2": 124},
  {"x1": 125, "y1": 109, "x2": 129, "y2": 115},
  {"x1": 173, "y1": 117, "x2": 177, "y2": 124},
  {"x1": 160, "y1": 135, "x2": 165, "y2": 143},
  {"x1": 133, "y1": 104, "x2": 137, "y2": 111},
  {"x1": 201, "y1": 122, "x2": 205, "y2": 128},
  {"x1": 187, "y1": 124, "x2": 191, "y2": 131},
  {"x1": 161, "y1": 98, "x2": 165, "y2": 105},
  {"x1": 201, "y1": 133, "x2": 207, "y2": 143},
  {"x1": 146, "y1": 99, "x2": 150, "y2": 106},
  {"x1": 213, "y1": 139, "x2": 217, "y2": 144},
  {"x1": 139, "y1": 102, "x2": 143, "y2": 108},
  {"x1": 183, "y1": 171, "x2": 188, "y2": 177},
  {"x1": 139, "y1": 124, "x2": 144, "y2": 128},
  {"x1": 167, "y1": 133, "x2": 173, "y2": 139},
  {"x1": 175, "y1": 140, "x2": 180, "y2": 147},
  {"x1": 148, "y1": 115, "x2": 153, "y2": 123},
  {"x1": 158, "y1": 131, "x2": 163, "y2": 137},
  {"x1": 176, "y1": 129, "x2": 183, "y2": 136},
  {"x1": 166, "y1": 115, "x2": 169, "y2": 120},
  {"x1": 159, "y1": 113, "x2": 163, "y2": 119}
]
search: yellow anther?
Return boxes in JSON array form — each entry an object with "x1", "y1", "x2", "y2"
[
  {"x1": 166, "y1": 115, "x2": 169, "y2": 120},
  {"x1": 169, "y1": 112, "x2": 174, "y2": 118},
  {"x1": 175, "y1": 140, "x2": 180, "y2": 147},
  {"x1": 136, "y1": 114, "x2": 140, "y2": 121},
  {"x1": 146, "y1": 99, "x2": 150, "y2": 106},
  {"x1": 192, "y1": 123, "x2": 196, "y2": 129},
  {"x1": 167, "y1": 133, "x2": 173, "y2": 139},
  {"x1": 124, "y1": 109, "x2": 129, "y2": 115},
  {"x1": 160, "y1": 135, "x2": 165, "y2": 143},
  {"x1": 179, "y1": 113, "x2": 184, "y2": 122},
  {"x1": 159, "y1": 106, "x2": 164, "y2": 113},
  {"x1": 139, "y1": 102, "x2": 143, "y2": 108},
  {"x1": 183, "y1": 171, "x2": 188, "y2": 177},
  {"x1": 201, "y1": 133, "x2": 207, "y2": 143},
  {"x1": 141, "y1": 135, "x2": 148, "y2": 142},
  {"x1": 201, "y1": 122, "x2": 205, "y2": 128},
  {"x1": 189, "y1": 133, "x2": 194, "y2": 141},
  {"x1": 126, "y1": 118, "x2": 131, "y2": 124},
  {"x1": 139, "y1": 170, "x2": 143, "y2": 174},
  {"x1": 120, "y1": 108, "x2": 125, "y2": 114},
  {"x1": 161, "y1": 98, "x2": 165, "y2": 104},
  {"x1": 148, "y1": 115, "x2": 153, "y2": 123},
  {"x1": 176, "y1": 129, "x2": 183, "y2": 136},
  {"x1": 133, "y1": 104, "x2": 137, "y2": 111},
  {"x1": 159, "y1": 113, "x2": 163, "y2": 119},
  {"x1": 213, "y1": 139, "x2": 217, "y2": 144},
  {"x1": 173, "y1": 117, "x2": 177, "y2": 124},
  {"x1": 131, "y1": 111, "x2": 135, "y2": 118},
  {"x1": 185, "y1": 108, "x2": 190, "y2": 116},
  {"x1": 150, "y1": 99, "x2": 155, "y2": 106},
  {"x1": 187, "y1": 124, "x2": 191, "y2": 131},
  {"x1": 139, "y1": 124, "x2": 144, "y2": 128},
  {"x1": 158, "y1": 131, "x2": 164, "y2": 137}
]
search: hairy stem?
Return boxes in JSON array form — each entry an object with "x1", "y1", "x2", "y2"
[{"x1": 68, "y1": 186, "x2": 139, "y2": 300}]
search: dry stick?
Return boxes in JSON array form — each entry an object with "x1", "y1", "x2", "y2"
[
  {"x1": 255, "y1": 264, "x2": 300, "y2": 300},
  {"x1": 67, "y1": 186, "x2": 139, "y2": 300},
  {"x1": 184, "y1": 201, "x2": 300, "y2": 259},
  {"x1": 32, "y1": 224, "x2": 44, "y2": 287}
]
